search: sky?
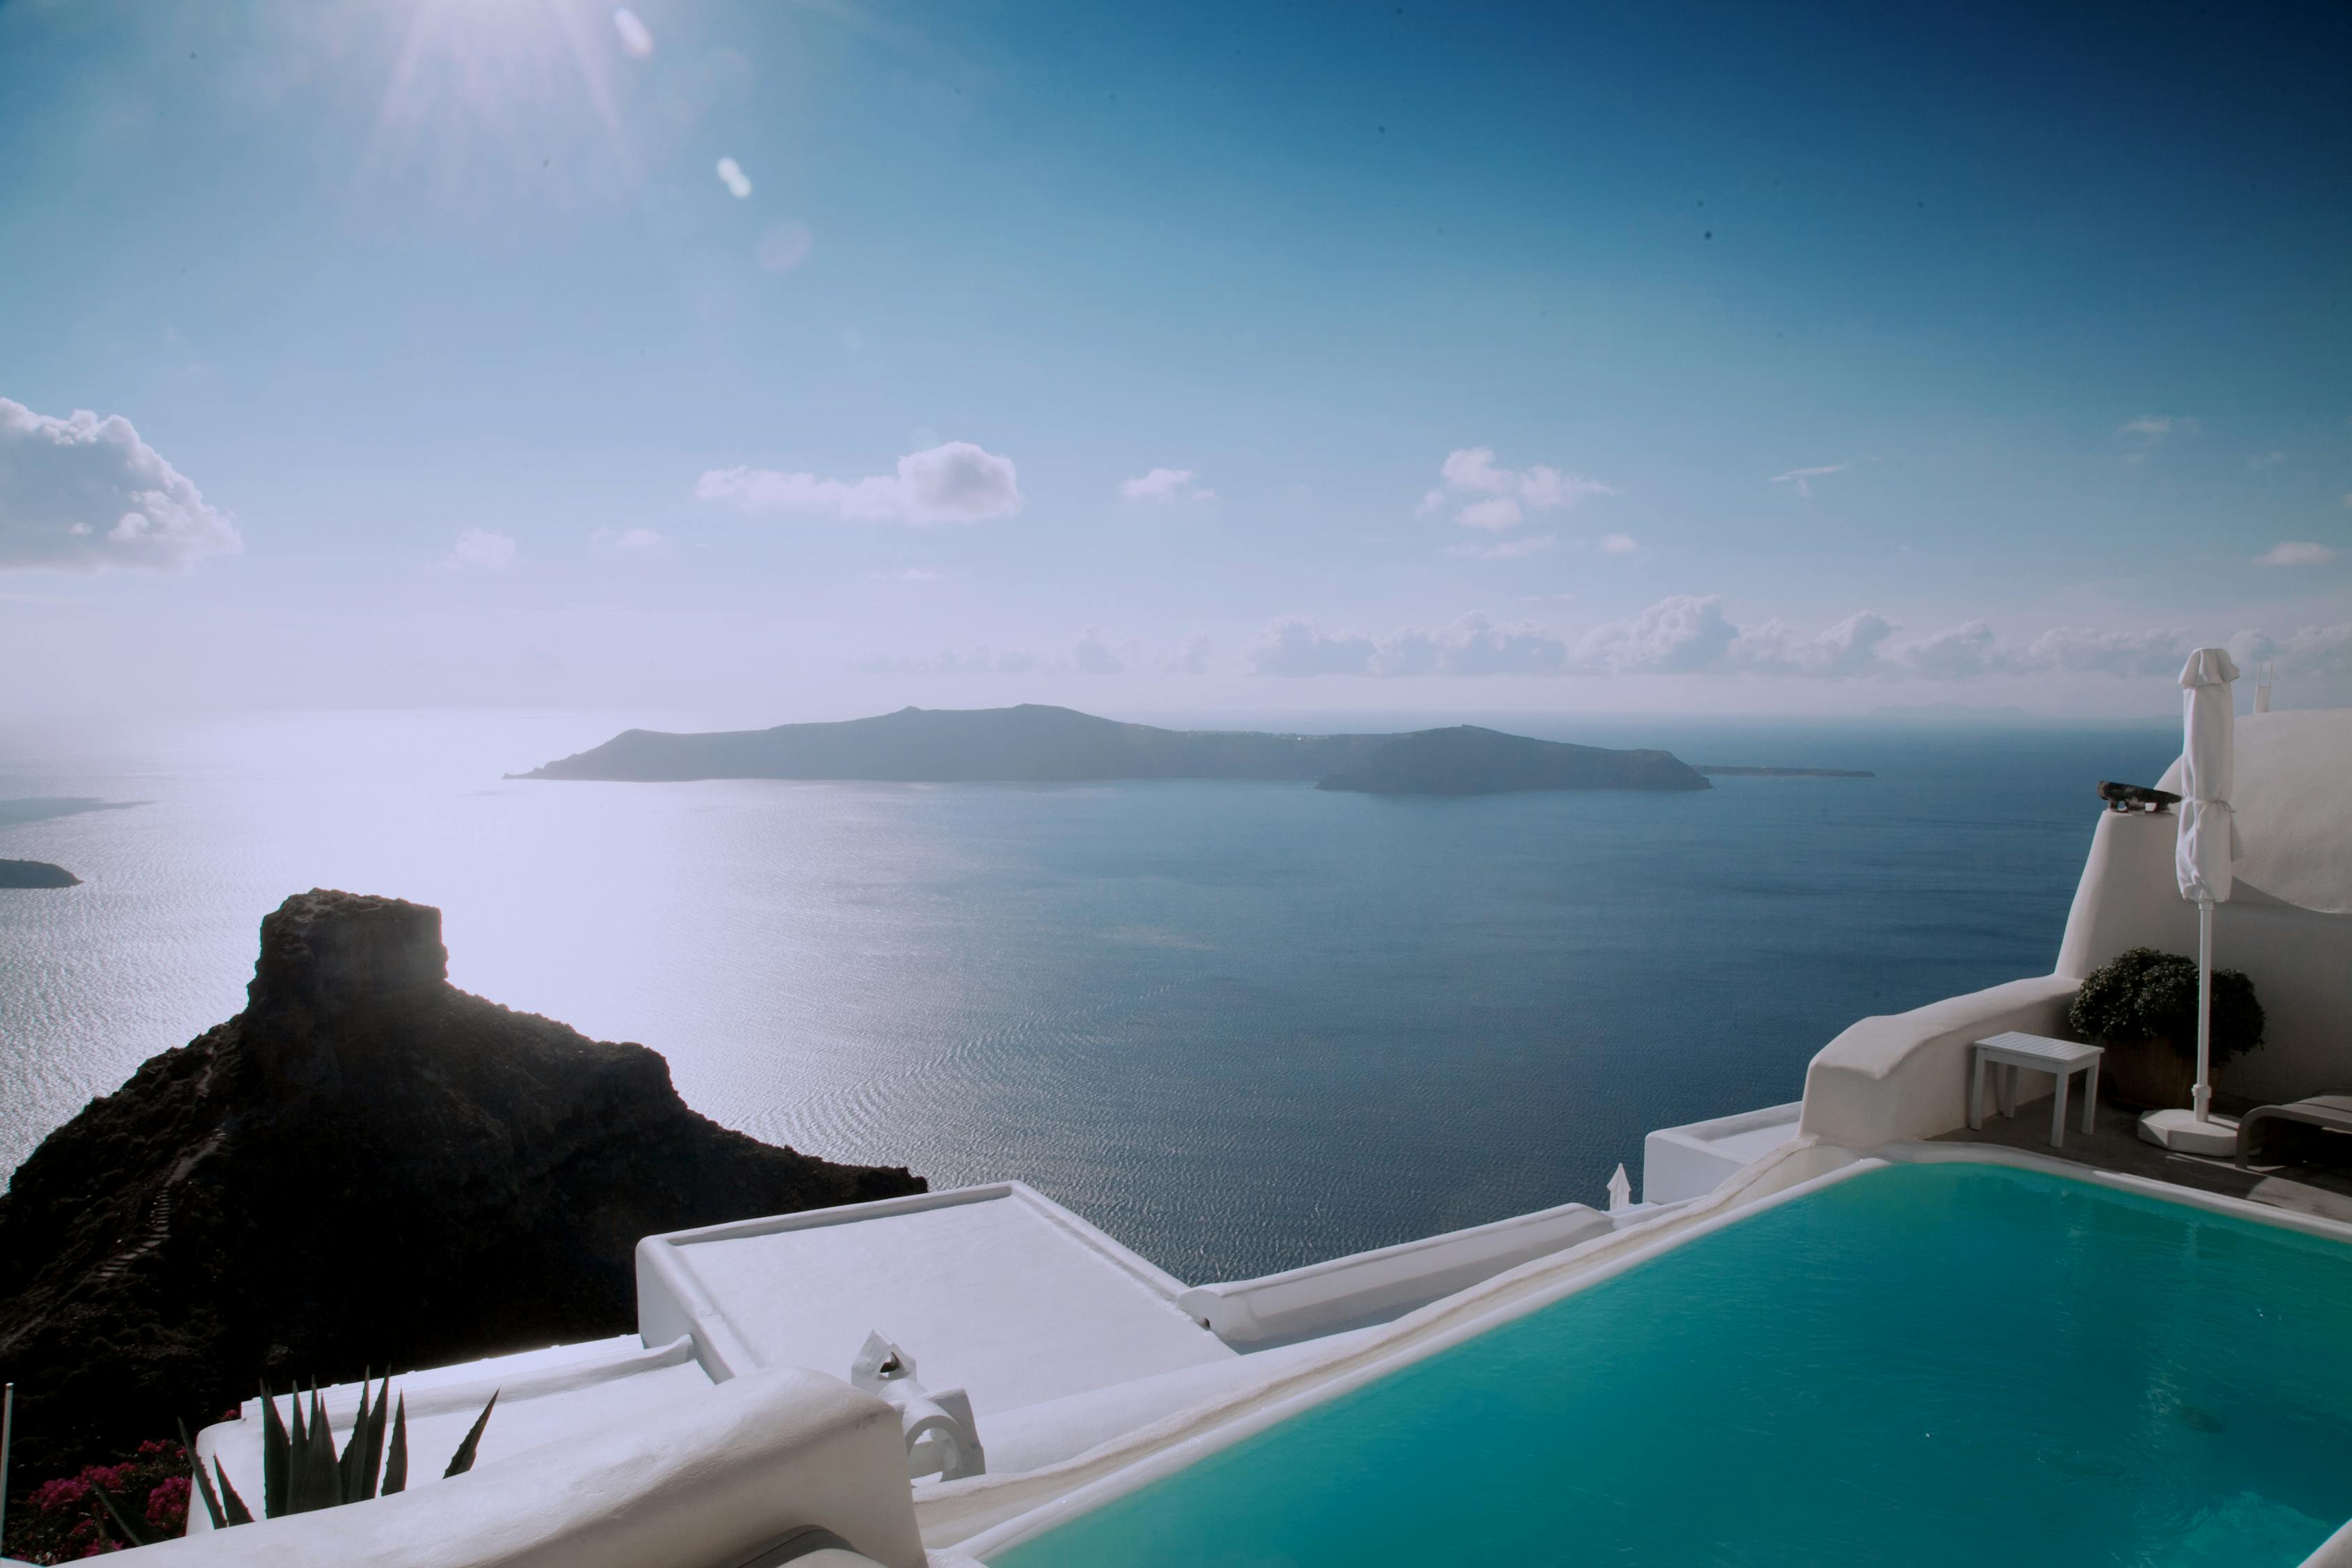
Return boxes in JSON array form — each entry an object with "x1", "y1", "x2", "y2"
[{"x1": 1, "y1": 0, "x2": 2347, "y2": 723}]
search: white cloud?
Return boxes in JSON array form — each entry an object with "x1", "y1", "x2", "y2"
[
  {"x1": 2019, "y1": 625, "x2": 2190, "y2": 677},
  {"x1": 1770, "y1": 463, "x2": 1848, "y2": 498},
  {"x1": 715, "y1": 157, "x2": 752, "y2": 199},
  {"x1": 1573, "y1": 594, "x2": 1737, "y2": 675},
  {"x1": 1733, "y1": 611, "x2": 1898, "y2": 677},
  {"x1": 1068, "y1": 628, "x2": 1123, "y2": 675},
  {"x1": 1596, "y1": 532, "x2": 1639, "y2": 555},
  {"x1": 1381, "y1": 615, "x2": 1572, "y2": 677},
  {"x1": 1891, "y1": 620, "x2": 2006, "y2": 679},
  {"x1": 2231, "y1": 623, "x2": 2352, "y2": 679},
  {"x1": 1446, "y1": 534, "x2": 1557, "y2": 560},
  {"x1": 1246, "y1": 618, "x2": 1381, "y2": 676},
  {"x1": 0, "y1": 397, "x2": 240, "y2": 571},
  {"x1": 612, "y1": 8, "x2": 654, "y2": 57},
  {"x1": 1455, "y1": 498, "x2": 1523, "y2": 530},
  {"x1": 2254, "y1": 541, "x2": 2337, "y2": 567},
  {"x1": 1420, "y1": 447, "x2": 1615, "y2": 531},
  {"x1": 2121, "y1": 415, "x2": 2199, "y2": 438},
  {"x1": 1247, "y1": 614, "x2": 1571, "y2": 678},
  {"x1": 591, "y1": 527, "x2": 665, "y2": 552},
  {"x1": 756, "y1": 221, "x2": 814, "y2": 275},
  {"x1": 1161, "y1": 635, "x2": 1213, "y2": 675},
  {"x1": 449, "y1": 529, "x2": 517, "y2": 570},
  {"x1": 1242, "y1": 600, "x2": 2349, "y2": 686},
  {"x1": 860, "y1": 646, "x2": 1038, "y2": 675},
  {"x1": 1120, "y1": 467, "x2": 1215, "y2": 504},
  {"x1": 697, "y1": 441, "x2": 1022, "y2": 525}
]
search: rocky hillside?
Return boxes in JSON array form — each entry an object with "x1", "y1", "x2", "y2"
[{"x1": 0, "y1": 890, "x2": 923, "y2": 1475}]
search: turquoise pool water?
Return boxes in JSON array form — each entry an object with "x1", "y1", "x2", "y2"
[{"x1": 991, "y1": 1163, "x2": 2352, "y2": 1568}]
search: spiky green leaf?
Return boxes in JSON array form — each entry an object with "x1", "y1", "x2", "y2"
[
  {"x1": 91, "y1": 1479, "x2": 156, "y2": 1548},
  {"x1": 181, "y1": 1420, "x2": 229, "y2": 1532},
  {"x1": 339, "y1": 1374, "x2": 371, "y2": 1502},
  {"x1": 353, "y1": 1374, "x2": 390, "y2": 1502},
  {"x1": 215, "y1": 1460, "x2": 254, "y2": 1527},
  {"x1": 294, "y1": 1383, "x2": 342, "y2": 1512},
  {"x1": 381, "y1": 1393, "x2": 409, "y2": 1496},
  {"x1": 443, "y1": 1390, "x2": 499, "y2": 1478},
  {"x1": 260, "y1": 1383, "x2": 291, "y2": 1519}
]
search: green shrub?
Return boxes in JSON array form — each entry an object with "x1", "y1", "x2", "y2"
[{"x1": 2068, "y1": 947, "x2": 2265, "y2": 1068}]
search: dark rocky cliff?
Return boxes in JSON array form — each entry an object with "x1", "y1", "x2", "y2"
[{"x1": 0, "y1": 890, "x2": 923, "y2": 1475}]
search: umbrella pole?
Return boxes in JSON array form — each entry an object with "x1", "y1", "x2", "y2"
[{"x1": 2193, "y1": 896, "x2": 2214, "y2": 1124}]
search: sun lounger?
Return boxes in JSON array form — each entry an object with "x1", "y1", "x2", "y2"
[{"x1": 2236, "y1": 1096, "x2": 2352, "y2": 1169}]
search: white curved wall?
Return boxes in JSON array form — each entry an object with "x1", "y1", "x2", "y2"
[
  {"x1": 1798, "y1": 976, "x2": 2079, "y2": 1150},
  {"x1": 2057, "y1": 808, "x2": 2352, "y2": 1105},
  {"x1": 132, "y1": 1369, "x2": 924, "y2": 1568}
]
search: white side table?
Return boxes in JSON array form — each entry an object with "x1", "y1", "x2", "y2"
[{"x1": 1969, "y1": 1032, "x2": 2103, "y2": 1150}]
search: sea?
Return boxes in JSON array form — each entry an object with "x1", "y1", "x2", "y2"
[{"x1": 0, "y1": 709, "x2": 2178, "y2": 1284}]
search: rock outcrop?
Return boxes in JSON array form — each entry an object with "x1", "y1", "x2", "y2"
[{"x1": 0, "y1": 890, "x2": 924, "y2": 1475}]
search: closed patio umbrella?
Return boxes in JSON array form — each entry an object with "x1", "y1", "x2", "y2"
[{"x1": 2139, "y1": 647, "x2": 2240, "y2": 1155}]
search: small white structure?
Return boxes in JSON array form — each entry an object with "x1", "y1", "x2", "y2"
[{"x1": 1640, "y1": 1102, "x2": 1804, "y2": 1204}]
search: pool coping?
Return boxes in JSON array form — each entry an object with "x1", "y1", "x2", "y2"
[
  {"x1": 946, "y1": 1147, "x2": 1880, "y2": 1560},
  {"x1": 947, "y1": 1143, "x2": 2352, "y2": 1564}
]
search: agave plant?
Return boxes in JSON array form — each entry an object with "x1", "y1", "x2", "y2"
[{"x1": 93, "y1": 1376, "x2": 500, "y2": 1545}]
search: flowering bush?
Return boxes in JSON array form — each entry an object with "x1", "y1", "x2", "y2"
[{"x1": 3, "y1": 1440, "x2": 190, "y2": 1562}]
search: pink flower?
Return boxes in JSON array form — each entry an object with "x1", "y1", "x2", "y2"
[
  {"x1": 31, "y1": 1473, "x2": 92, "y2": 1514},
  {"x1": 146, "y1": 1474, "x2": 192, "y2": 1532}
]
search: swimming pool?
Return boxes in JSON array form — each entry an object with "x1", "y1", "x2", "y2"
[{"x1": 985, "y1": 1162, "x2": 2352, "y2": 1567}]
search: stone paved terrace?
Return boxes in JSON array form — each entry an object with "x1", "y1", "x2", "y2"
[{"x1": 1933, "y1": 1093, "x2": 2352, "y2": 1223}]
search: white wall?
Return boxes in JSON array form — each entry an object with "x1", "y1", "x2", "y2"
[
  {"x1": 2056, "y1": 808, "x2": 2352, "y2": 1105},
  {"x1": 132, "y1": 1370, "x2": 923, "y2": 1568},
  {"x1": 1176, "y1": 1201, "x2": 1614, "y2": 1346}
]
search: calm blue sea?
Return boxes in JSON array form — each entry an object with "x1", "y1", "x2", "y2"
[{"x1": 0, "y1": 710, "x2": 2176, "y2": 1282}]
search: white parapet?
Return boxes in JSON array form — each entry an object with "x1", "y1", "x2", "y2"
[
  {"x1": 1176, "y1": 1200, "x2": 1616, "y2": 1346},
  {"x1": 1799, "y1": 975, "x2": 2080, "y2": 1151},
  {"x1": 636, "y1": 1183, "x2": 1235, "y2": 1418},
  {"x1": 139, "y1": 1368, "x2": 924, "y2": 1568},
  {"x1": 191, "y1": 1336, "x2": 716, "y2": 1528},
  {"x1": 1641, "y1": 1102, "x2": 1805, "y2": 1205}
]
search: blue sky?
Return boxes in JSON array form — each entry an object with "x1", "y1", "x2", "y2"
[{"x1": 2, "y1": 0, "x2": 2346, "y2": 720}]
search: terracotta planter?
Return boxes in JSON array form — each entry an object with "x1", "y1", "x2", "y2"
[{"x1": 2099, "y1": 1035, "x2": 2198, "y2": 1111}]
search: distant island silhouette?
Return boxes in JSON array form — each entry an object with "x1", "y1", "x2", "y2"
[
  {"x1": 518, "y1": 705, "x2": 1712, "y2": 797},
  {"x1": 0, "y1": 859, "x2": 81, "y2": 889}
]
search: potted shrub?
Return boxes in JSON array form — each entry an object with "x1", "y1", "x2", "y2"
[{"x1": 2068, "y1": 946, "x2": 2265, "y2": 1109}]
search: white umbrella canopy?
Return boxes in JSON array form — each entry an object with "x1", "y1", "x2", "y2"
[
  {"x1": 2175, "y1": 647, "x2": 2240, "y2": 907},
  {"x1": 2142, "y1": 648, "x2": 2241, "y2": 1151}
]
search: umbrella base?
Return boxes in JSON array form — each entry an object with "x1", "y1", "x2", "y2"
[{"x1": 2137, "y1": 1107, "x2": 2240, "y2": 1157}]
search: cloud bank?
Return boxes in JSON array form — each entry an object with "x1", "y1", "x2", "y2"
[
  {"x1": 1, "y1": 397, "x2": 241, "y2": 571},
  {"x1": 1244, "y1": 596, "x2": 2352, "y2": 683},
  {"x1": 698, "y1": 441, "x2": 1022, "y2": 524}
]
